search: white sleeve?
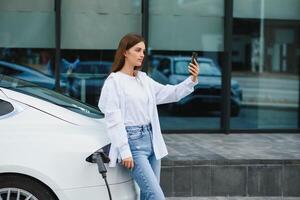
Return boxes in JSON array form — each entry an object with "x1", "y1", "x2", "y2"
[
  {"x1": 98, "y1": 77, "x2": 132, "y2": 159},
  {"x1": 148, "y1": 75, "x2": 198, "y2": 105}
]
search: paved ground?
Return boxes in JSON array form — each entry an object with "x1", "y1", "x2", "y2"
[
  {"x1": 166, "y1": 197, "x2": 300, "y2": 200},
  {"x1": 163, "y1": 133, "x2": 300, "y2": 161},
  {"x1": 161, "y1": 133, "x2": 300, "y2": 198}
]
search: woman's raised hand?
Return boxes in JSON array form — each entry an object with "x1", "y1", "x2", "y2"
[{"x1": 188, "y1": 58, "x2": 199, "y2": 83}]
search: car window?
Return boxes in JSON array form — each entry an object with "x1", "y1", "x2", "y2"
[
  {"x1": 0, "y1": 64, "x2": 22, "y2": 76},
  {"x1": 0, "y1": 75, "x2": 103, "y2": 118},
  {"x1": 174, "y1": 61, "x2": 221, "y2": 76},
  {"x1": 158, "y1": 59, "x2": 170, "y2": 72},
  {"x1": 151, "y1": 59, "x2": 160, "y2": 68},
  {"x1": 0, "y1": 99, "x2": 14, "y2": 116},
  {"x1": 200, "y1": 62, "x2": 221, "y2": 76},
  {"x1": 173, "y1": 61, "x2": 189, "y2": 74}
]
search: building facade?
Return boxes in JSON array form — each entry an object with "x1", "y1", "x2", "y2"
[{"x1": 0, "y1": 0, "x2": 299, "y2": 133}]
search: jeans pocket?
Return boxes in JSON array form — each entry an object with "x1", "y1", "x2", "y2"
[{"x1": 127, "y1": 129, "x2": 143, "y2": 140}]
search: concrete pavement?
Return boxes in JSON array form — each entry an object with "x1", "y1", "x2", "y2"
[
  {"x1": 166, "y1": 197, "x2": 300, "y2": 200},
  {"x1": 161, "y1": 133, "x2": 300, "y2": 198}
]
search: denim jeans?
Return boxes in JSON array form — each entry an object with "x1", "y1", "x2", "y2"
[{"x1": 125, "y1": 124, "x2": 165, "y2": 200}]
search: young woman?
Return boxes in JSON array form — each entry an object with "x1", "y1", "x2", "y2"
[{"x1": 98, "y1": 33, "x2": 199, "y2": 200}]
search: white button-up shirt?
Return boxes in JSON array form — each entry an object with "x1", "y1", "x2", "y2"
[
  {"x1": 98, "y1": 71, "x2": 198, "y2": 167},
  {"x1": 115, "y1": 71, "x2": 151, "y2": 126}
]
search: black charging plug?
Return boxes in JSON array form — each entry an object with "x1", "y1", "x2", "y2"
[
  {"x1": 91, "y1": 152, "x2": 112, "y2": 200},
  {"x1": 86, "y1": 146, "x2": 112, "y2": 200},
  {"x1": 92, "y1": 152, "x2": 107, "y2": 177}
]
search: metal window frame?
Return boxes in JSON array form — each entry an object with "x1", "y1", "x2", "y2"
[
  {"x1": 54, "y1": 0, "x2": 61, "y2": 92},
  {"x1": 221, "y1": 0, "x2": 233, "y2": 134},
  {"x1": 53, "y1": 0, "x2": 300, "y2": 134},
  {"x1": 142, "y1": 0, "x2": 149, "y2": 72}
]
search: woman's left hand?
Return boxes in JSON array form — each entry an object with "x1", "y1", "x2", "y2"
[{"x1": 188, "y1": 58, "x2": 199, "y2": 83}]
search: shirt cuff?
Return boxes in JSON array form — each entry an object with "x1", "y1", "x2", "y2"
[
  {"x1": 119, "y1": 144, "x2": 132, "y2": 159},
  {"x1": 187, "y1": 76, "x2": 198, "y2": 87}
]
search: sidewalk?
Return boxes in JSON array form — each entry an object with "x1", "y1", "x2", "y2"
[
  {"x1": 166, "y1": 197, "x2": 300, "y2": 200},
  {"x1": 161, "y1": 133, "x2": 300, "y2": 198}
]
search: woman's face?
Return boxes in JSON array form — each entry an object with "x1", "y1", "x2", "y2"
[{"x1": 124, "y1": 42, "x2": 145, "y2": 67}]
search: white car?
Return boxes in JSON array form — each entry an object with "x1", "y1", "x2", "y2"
[{"x1": 0, "y1": 75, "x2": 137, "y2": 200}]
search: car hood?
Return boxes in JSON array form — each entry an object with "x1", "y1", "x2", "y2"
[{"x1": 1, "y1": 87, "x2": 102, "y2": 126}]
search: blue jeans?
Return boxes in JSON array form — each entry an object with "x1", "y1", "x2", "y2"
[{"x1": 125, "y1": 124, "x2": 165, "y2": 200}]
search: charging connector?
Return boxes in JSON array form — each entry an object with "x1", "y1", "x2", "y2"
[
  {"x1": 86, "y1": 151, "x2": 112, "y2": 200},
  {"x1": 93, "y1": 152, "x2": 112, "y2": 200}
]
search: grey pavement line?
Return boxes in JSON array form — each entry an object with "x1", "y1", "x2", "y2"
[
  {"x1": 166, "y1": 197, "x2": 300, "y2": 200},
  {"x1": 241, "y1": 101, "x2": 298, "y2": 108}
]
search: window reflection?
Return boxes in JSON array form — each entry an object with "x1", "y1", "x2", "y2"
[
  {"x1": 0, "y1": 48, "x2": 57, "y2": 90},
  {"x1": 148, "y1": 0, "x2": 225, "y2": 131},
  {"x1": 231, "y1": 0, "x2": 300, "y2": 129}
]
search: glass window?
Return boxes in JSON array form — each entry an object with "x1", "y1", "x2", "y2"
[
  {"x1": 0, "y1": 99, "x2": 14, "y2": 116},
  {"x1": 61, "y1": 0, "x2": 141, "y2": 49},
  {"x1": 0, "y1": 62, "x2": 22, "y2": 76},
  {"x1": 174, "y1": 60, "x2": 221, "y2": 76},
  {"x1": 0, "y1": 1, "x2": 55, "y2": 89},
  {"x1": 149, "y1": 0, "x2": 224, "y2": 131},
  {"x1": 75, "y1": 61, "x2": 112, "y2": 74},
  {"x1": 158, "y1": 59, "x2": 171, "y2": 72},
  {"x1": 57, "y1": 0, "x2": 142, "y2": 106},
  {"x1": 231, "y1": 0, "x2": 300, "y2": 128}
]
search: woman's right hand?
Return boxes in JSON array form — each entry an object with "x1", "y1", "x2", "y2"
[{"x1": 122, "y1": 157, "x2": 134, "y2": 169}]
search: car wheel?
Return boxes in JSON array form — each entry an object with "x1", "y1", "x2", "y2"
[
  {"x1": 231, "y1": 106, "x2": 240, "y2": 117},
  {"x1": 0, "y1": 174, "x2": 58, "y2": 200}
]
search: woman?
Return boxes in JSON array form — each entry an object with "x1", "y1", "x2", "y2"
[{"x1": 98, "y1": 33, "x2": 199, "y2": 200}]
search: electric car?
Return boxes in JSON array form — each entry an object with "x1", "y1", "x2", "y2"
[{"x1": 0, "y1": 75, "x2": 137, "y2": 200}]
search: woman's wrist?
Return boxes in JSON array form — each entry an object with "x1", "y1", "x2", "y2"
[{"x1": 191, "y1": 75, "x2": 198, "y2": 83}]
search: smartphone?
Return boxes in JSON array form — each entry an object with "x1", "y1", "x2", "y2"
[{"x1": 191, "y1": 52, "x2": 198, "y2": 65}]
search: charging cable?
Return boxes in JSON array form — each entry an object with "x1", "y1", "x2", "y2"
[{"x1": 87, "y1": 152, "x2": 112, "y2": 200}]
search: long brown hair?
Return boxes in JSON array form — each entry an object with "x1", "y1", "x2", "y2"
[{"x1": 111, "y1": 33, "x2": 145, "y2": 73}]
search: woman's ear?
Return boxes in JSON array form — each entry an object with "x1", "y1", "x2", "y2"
[{"x1": 123, "y1": 50, "x2": 128, "y2": 57}]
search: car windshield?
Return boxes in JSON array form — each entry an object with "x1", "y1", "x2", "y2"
[
  {"x1": 174, "y1": 60, "x2": 221, "y2": 76},
  {"x1": 0, "y1": 75, "x2": 103, "y2": 118}
]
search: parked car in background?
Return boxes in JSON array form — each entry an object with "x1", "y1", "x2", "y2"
[
  {"x1": 67, "y1": 61, "x2": 112, "y2": 106},
  {"x1": 74, "y1": 61, "x2": 112, "y2": 74},
  {"x1": 0, "y1": 61, "x2": 66, "y2": 90},
  {"x1": 0, "y1": 75, "x2": 137, "y2": 200},
  {"x1": 150, "y1": 55, "x2": 243, "y2": 116}
]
